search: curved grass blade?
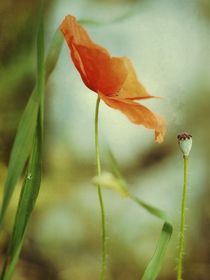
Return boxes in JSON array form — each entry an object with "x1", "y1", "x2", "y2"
[
  {"x1": 0, "y1": 22, "x2": 63, "y2": 228},
  {"x1": 130, "y1": 195, "x2": 168, "y2": 221},
  {"x1": 45, "y1": 29, "x2": 64, "y2": 79},
  {"x1": 0, "y1": 2, "x2": 45, "y2": 277},
  {"x1": 107, "y1": 150, "x2": 173, "y2": 280},
  {"x1": 130, "y1": 195, "x2": 172, "y2": 280},
  {"x1": 0, "y1": 90, "x2": 39, "y2": 226},
  {"x1": 1, "y1": 125, "x2": 42, "y2": 280},
  {"x1": 141, "y1": 222, "x2": 172, "y2": 280}
]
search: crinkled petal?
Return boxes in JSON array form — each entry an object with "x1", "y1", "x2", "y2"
[
  {"x1": 60, "y1": 15, "x2": 93, "y2": 47},
  {"x1": 100, "y1": 94, "x2": 165, "y2": 143},
  {"x1": 60, "y1": 15, "x2": 127, "y2": 95},
  {"x1": 73, "y1": 45, "x2": 127, "y2": 94},
  {"x1": 116, "y1": 57, "x2": 152, "y2": 100}
]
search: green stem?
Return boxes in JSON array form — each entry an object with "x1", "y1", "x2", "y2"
[
  {"x1": 95, "y1": 96, "x2": 107, "y2": 280},
  {"x1": 177, "y1": 155, "x2": 188, "y2": 280}
]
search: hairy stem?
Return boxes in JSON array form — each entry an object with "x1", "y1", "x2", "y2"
[
  {"x1": 177, "y1": 155, "x2": 188, "y2": 280},
  {"x1": 95, "y1": 96, "x2": 107, "y2": 280}
]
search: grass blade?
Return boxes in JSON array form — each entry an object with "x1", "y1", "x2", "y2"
[
  {"x1": 0, "y1": 90, "x2": 39, "y2": 226},
  {"x1": 141, "y1": 222, "x2": 172, "y2": 280},
  {"x1": 1, "y1": 124, "x2": 42, "y2": 280},
  {"x1": 45, "y1": 29, "x2": 64, "y2": 79},
  {"x1": 130, "y1": 195, "x2": 168, "y2": 221},
  {"x1": 107, "y1": 150, "x2": 173, "y2": 280},
  {"x1": 36, "y1": 4, "x2": 45, "y2": 131},
  {"x1": 0, "y1": 2, "x2": 44, "y2": 278},
  {"x1": 0, "y1": 24, "x2": 63, "y2": 228}
]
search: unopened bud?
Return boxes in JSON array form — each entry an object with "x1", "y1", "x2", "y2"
[{"x1": 177, "y1": 132, "x2": 192, "y2": 156}]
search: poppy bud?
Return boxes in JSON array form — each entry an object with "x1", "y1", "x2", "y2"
[{"x1": 177, "y1": 132, "x2": 192, "y2": 156}]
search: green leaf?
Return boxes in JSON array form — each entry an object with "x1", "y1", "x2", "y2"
[
  {"x1": 1, "y1": 125, "x2": 42, "y2": 280},
  {"x1": 92, "y1": 172, "x2": 129, "y2": 197},
  {"x1": 0, "y1": 90, "x2": 39, "y2": 226},
  {"x1": 142, "y1": 222, "x2": 172, "y2": 280},
  {"x1": 0, "y1": 13, "x2": 63, "y2": 227},
  {"x1": 130, "y1": 195, "x2": 168, "y2": 221},
  {"x1": 36, "y1": 7, "x2": 45, "y2": 131},
  {"x1": 106, "y1": 150, "x2": 173, "y2": 280},
  {"x1": 45, "y1": 29, "x2": 64, "y2": 79},
  {"x1": 0, "y1": 2, "x2": 45, "y2": 277}
]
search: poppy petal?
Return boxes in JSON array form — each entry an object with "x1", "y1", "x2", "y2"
[
  {"x1": 73, "y1": 45, "x2": 127, "y2": 95},
  {"x1": 116, "y1": 57, "x2": 152, "y2": 100},
  {"x1": 100, "y1": 94, "x2": 165, "y2": 143},
  {"x1": 60, "y1": 15, "x2": 93, "y2": 47},
  {"x1": 60, "y1": 15, "x2": 128, "y2": 95}
]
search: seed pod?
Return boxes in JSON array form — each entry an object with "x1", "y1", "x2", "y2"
[{"x1": 177, "y1": 132, "x2": 192, "y2": 156}]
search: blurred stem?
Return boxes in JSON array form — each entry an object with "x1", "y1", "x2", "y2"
[
  {"x1": 177, "y1": 155, "x2": 188, "y2": 280},
  {"x1": 95, "y1": 96, "x2": 107, "y2": 280}
]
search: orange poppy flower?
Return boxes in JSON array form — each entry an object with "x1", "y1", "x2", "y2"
[{"x1": 60, "y1": 15, "x2": 165, "y2": 143}]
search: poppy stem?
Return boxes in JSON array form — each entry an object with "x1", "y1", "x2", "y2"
[
  {"x1": 177, "y1": 155, "x2": 189, "y2": 280},
  {"x1": 95, "y1": 96, "x2": 107, "y2": 280}
]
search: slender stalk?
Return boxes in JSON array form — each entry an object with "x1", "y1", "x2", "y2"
[
  {"x1": 95, "y1": 96, "x2": 107, "y2": 280},
  {"x1": 177, "y1": 155, "x2": 188, "y2": 280}
]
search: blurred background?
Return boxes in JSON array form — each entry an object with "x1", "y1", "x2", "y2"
[{"x1": 0, "y1": 0, "x2": 210, "y2": 279}]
